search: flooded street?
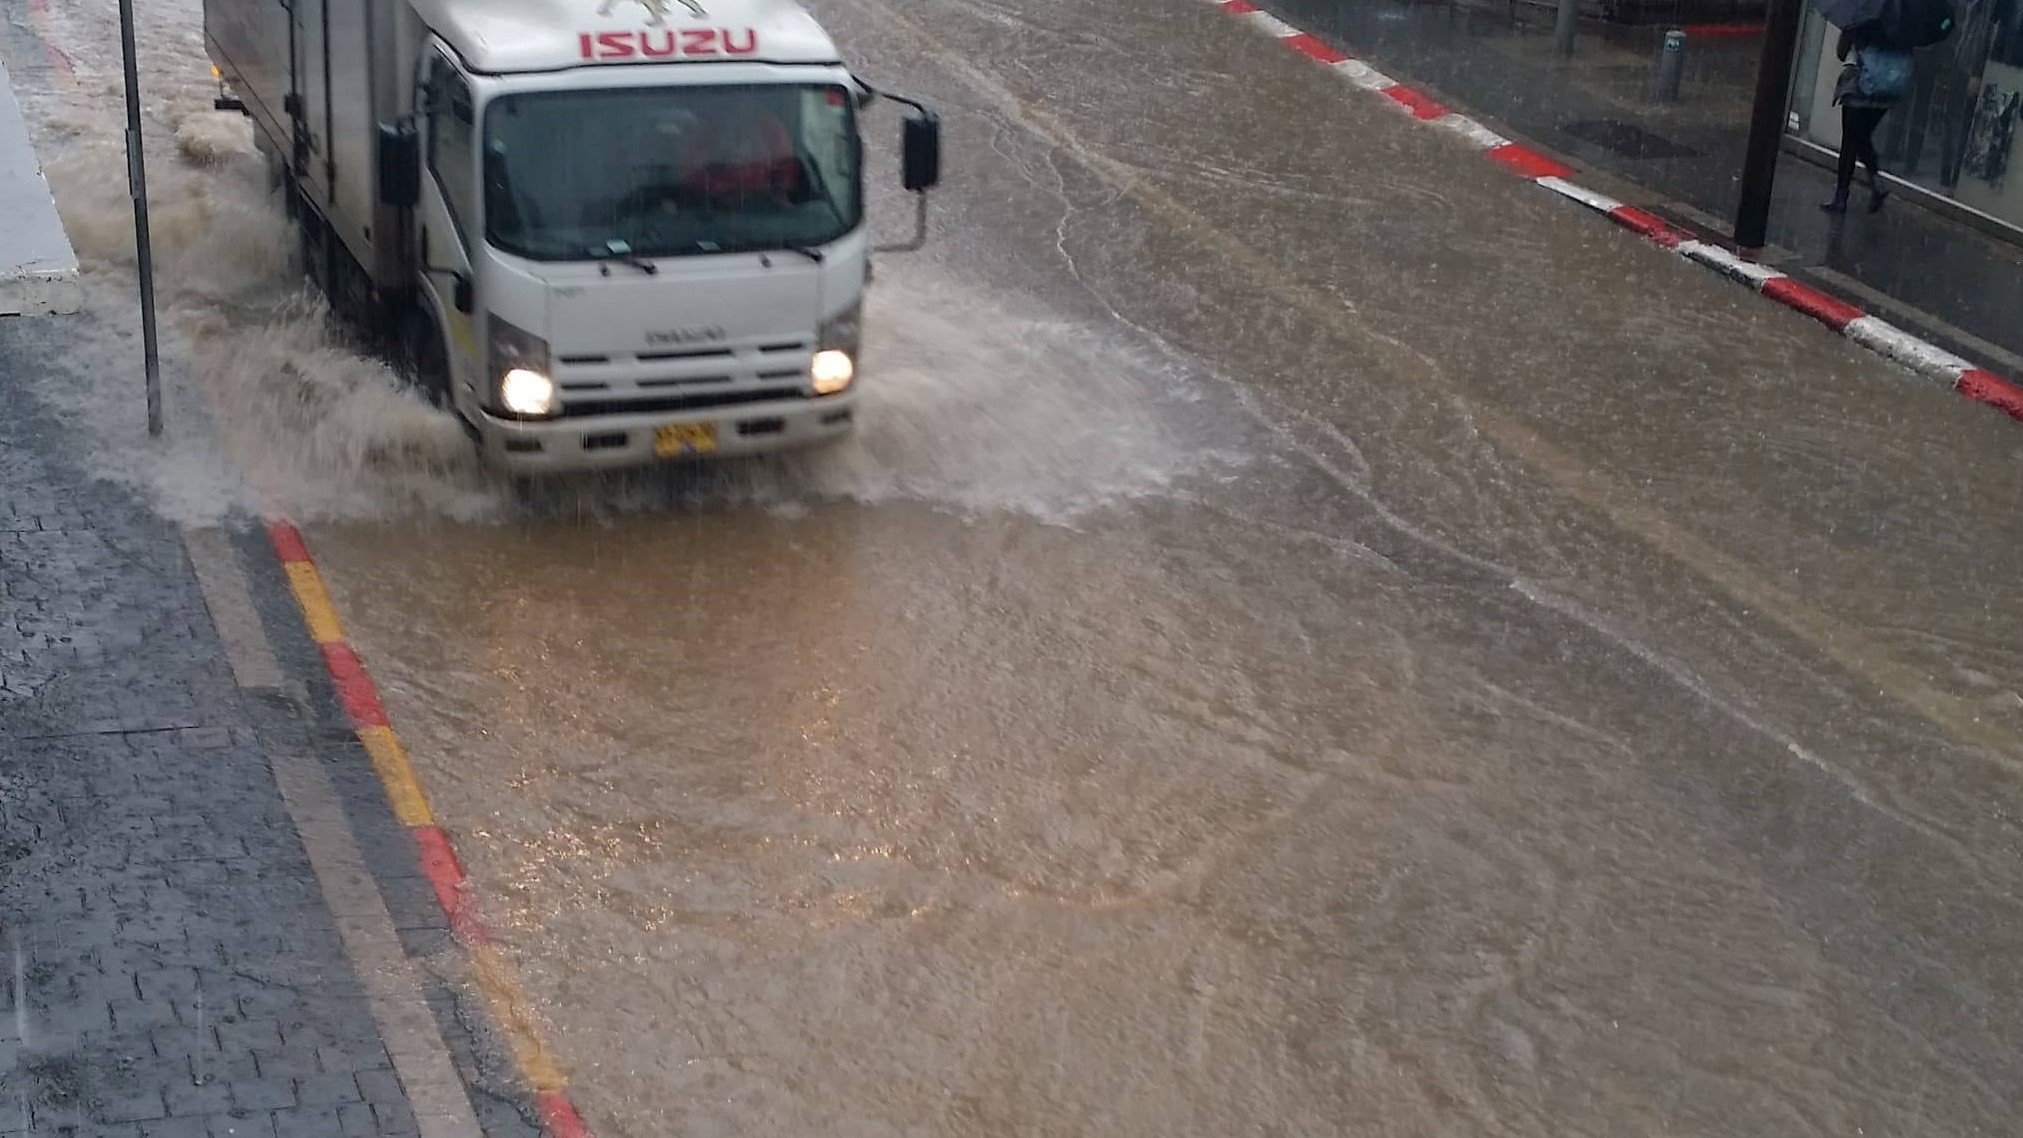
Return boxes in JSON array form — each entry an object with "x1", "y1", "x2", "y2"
[{"x1": 7, "y1": 0, "x2": 2023, "y2": 1134}]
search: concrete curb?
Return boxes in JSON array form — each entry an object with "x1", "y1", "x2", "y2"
[
  {"x1": 1203, "y1": 0, "x2": 2023, "y2": 425},
  {"x1": 268, "y1": 520, "x2": 598, "y2": 1138},
  {"x1": 0, "y1": 54, "x2": 80, "y2": 318}
]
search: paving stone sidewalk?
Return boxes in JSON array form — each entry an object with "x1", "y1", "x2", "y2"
[{"x1": 0, "y1": 332, "x2": 479, "y2": 1138}]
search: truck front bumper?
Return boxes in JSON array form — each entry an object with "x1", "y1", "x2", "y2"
[{"x1": 477, "y1": 392, "x2": 858, "y2": 475}]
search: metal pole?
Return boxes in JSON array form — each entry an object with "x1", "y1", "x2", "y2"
[
  {"x1": 1734, "y1": 0, "x2": 1806, "y2": 250},
  {"x1": 116, "y1": 0, "x2": 163, "y2": 437},
  {"x1": 1554, "y1": 0, "x2": 1580, "y2": 56},
  {"x1": 1653, "y1": 29, "x2": 1686, "y2": 102}
]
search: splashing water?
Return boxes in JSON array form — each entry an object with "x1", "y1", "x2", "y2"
[
  {"x1": 11, "y1": 0, "x2": 1235, "y2": 526},
  {"x1": 23, "y1": 121, "x2": 498, "y2": 524},
  {"x1": 173, "y1": 110, "x2": 252, "y2": 167}
]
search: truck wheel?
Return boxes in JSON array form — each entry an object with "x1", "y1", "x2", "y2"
[
  {"x1": 401, "y1": 319, "x2": 453, "y2": 410},
  {"x1": 298, "y1": 213, "x2": 330, "y2": 294}
]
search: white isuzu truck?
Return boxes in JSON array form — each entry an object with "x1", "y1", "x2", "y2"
[{"x1": 205, "y1": 0, "x2": 940, "y2": 472}]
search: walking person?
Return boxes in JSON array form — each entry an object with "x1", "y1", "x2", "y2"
[{"x1": 1825, "y1": 22, "x2": 1915, "y2": 213}]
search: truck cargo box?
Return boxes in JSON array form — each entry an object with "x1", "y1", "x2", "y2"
[{"x1": 205, "y1": 0, "x2": 406, "y2": 290}]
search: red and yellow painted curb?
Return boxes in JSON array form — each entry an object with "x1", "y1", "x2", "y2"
[
  {"x1": 16, "y1": 0, "x2": 591, "y2": 1119},
  {"x1": 267, "y1": 520, "x2": 593, "y2": 1138},
  {"x1": 16, "y1": 0, "x2": 583, "y2": 1118},
  {"x1": 24, "y1": 0, "x2": 78, "y2": 86}
]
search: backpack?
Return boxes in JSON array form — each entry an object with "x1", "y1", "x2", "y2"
[{"x1": 1857, "y1": 46, "x2": 1914, "y2": 99}]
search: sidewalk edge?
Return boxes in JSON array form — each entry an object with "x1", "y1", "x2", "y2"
[
  {"x1": 265, "y1": 519, "x2": 595, "y2": 1138},
  {"x1": 1201, "y1": 0, "x2": 2023, "y2": 425},
  {"x1": 0, "y1": 50, "x2": 81, "y2": 318}
]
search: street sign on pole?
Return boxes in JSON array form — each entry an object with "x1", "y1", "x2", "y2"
[
  {"x1": 1734, "y1": 0, "x2": 1807, "y2": 251},
  {"x1": 1652, "y1": 29, "x2": 1687, "y2": 103},
  {"x1": 116, "y1": 0, "x2": 163, "y2": 436}
]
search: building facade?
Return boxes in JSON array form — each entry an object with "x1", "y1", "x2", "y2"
[{"x1": 1788, "y1": 0, "x2": 2023, "y2": 236}]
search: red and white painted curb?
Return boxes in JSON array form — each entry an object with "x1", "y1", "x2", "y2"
[{"x1": 1202, "y1": 0, "x2": 2023, "y2": 424}]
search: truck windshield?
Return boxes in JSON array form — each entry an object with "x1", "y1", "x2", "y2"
[{"x1": 483, "y1": 83, "x2": 861, "y2": 262}]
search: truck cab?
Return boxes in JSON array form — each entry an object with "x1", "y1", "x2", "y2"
[{"x1": 206, "y1": 0, "x2": 940, "y2": 474}]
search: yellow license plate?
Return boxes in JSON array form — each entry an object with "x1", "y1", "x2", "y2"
[{"x1": 653, "y1": 421, "x2": 718, "y2": 458}]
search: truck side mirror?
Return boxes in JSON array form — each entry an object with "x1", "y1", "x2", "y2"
[
  {"x1": 377, "y1": 118, "x2": 421, "y2": 208},
  {"x1": 901, "y1": 115, "x2": 941, "y2": 192}
]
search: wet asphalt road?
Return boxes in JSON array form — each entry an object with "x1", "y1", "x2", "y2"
[
  {"x1": 314, "y1": 0, "x2": 2023, "y2": 1129},
  {"x1": 22, "y1": 0, "x2": 2023, "y2": 1133}
]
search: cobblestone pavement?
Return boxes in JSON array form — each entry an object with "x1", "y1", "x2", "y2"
[{"x1": 0, "y1": 322, "x2": 536, "y2": 1138}]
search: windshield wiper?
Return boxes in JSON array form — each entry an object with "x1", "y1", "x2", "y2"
[
  {"x1": 586, "y1": 241, "x2": 658, "y2": 275},
  {"x1": 777, "y1": 245, "x2": 825, "y2": 265}
]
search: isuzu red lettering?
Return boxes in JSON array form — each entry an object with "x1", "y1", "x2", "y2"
[{"x1": 205, "y1": 0, "x2": 942, "y2": 472}]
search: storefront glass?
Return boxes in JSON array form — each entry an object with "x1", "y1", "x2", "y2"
[{"x1": 1789, "y1": 0, "x2": 2023, "y2": 232}]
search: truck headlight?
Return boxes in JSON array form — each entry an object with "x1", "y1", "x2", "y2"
[
  {"x1": 812, "y1": 302, "x2": 860, "y2": 397},
  {"x1": 490, "y1": 315, "x2": 557, "y2": 418},
  {"x1": 810, "y1": 350, "x2": 855, "y2": 395},
  {"x1": 501, "y1": 368, "x2": 557, "y2": 417}
]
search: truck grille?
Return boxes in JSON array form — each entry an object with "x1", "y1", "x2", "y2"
[{"x1": 551, "y1": 338, "x2": 814, "y2": 417}]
